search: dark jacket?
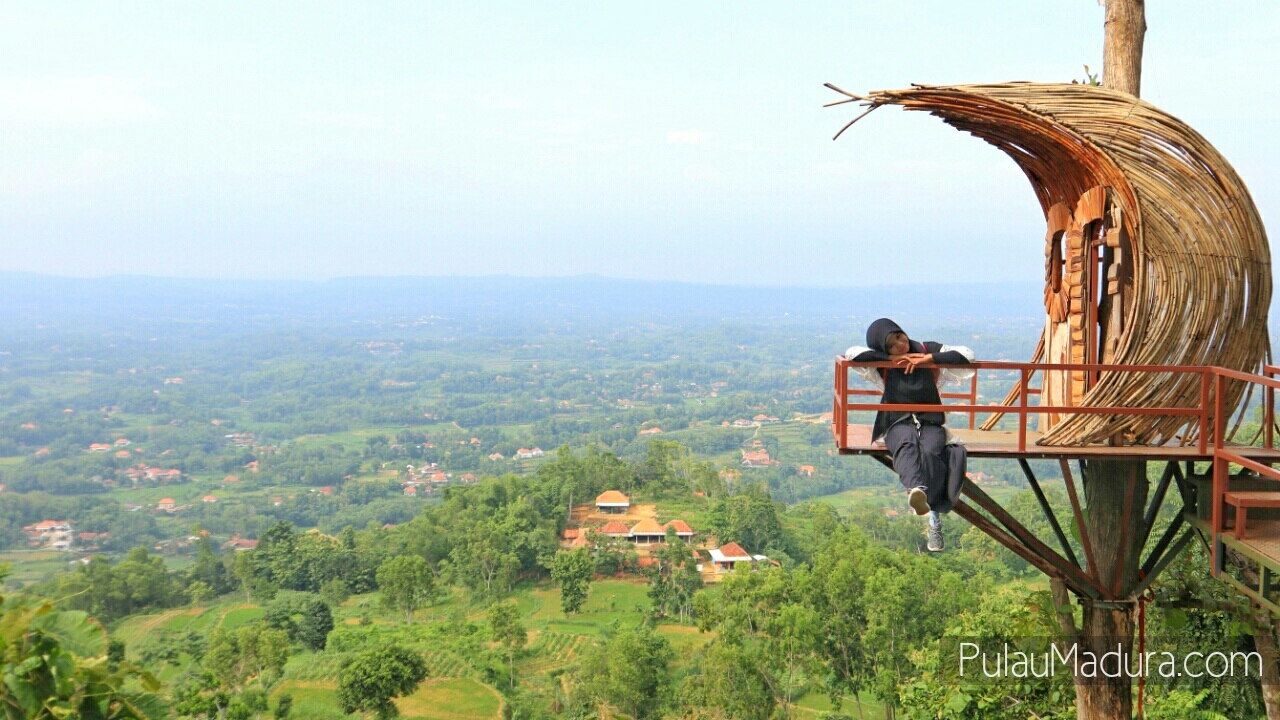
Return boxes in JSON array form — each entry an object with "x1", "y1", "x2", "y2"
[{"x1": 852, "y1": 318, "x2": 971, "y2": 441}]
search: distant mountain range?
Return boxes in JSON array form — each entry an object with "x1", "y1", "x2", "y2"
[{"x1": 0, "y1": 273, "x2": 1045, "y2": 326}]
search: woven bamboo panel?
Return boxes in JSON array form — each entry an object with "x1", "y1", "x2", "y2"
[{"x1": 830, "y1": 82, "x2": 1271, "y2": 446}]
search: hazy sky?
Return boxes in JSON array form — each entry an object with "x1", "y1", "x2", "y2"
[{"x1": 2, "y1": 1, "x2": 1277, "y2": 286}]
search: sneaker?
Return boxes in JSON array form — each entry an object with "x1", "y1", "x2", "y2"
[
  {"x1": 907, "y1": 487, "x2": 930, "y2": 517},
  {"x1": 927, "y1": 521, "x2": 944, "y2": 552}
]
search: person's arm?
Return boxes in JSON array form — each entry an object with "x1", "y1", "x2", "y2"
[{"x1": 924, "y1": 342, "x2": 971, "y2": 365}]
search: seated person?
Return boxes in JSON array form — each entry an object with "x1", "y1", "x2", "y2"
[{"x1": 846, "y1": 318, "x2": 974, "y2": 551}]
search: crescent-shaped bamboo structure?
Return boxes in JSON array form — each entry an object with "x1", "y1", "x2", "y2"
[{"x1": 829, "y1": 82, "x2": 1270, "y2": 446}]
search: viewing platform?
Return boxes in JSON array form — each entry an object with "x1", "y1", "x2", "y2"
[{"x1": 834, "y1": 357, "x2": 1280, "y2": 607}]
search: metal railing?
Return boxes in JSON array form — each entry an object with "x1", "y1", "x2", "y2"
[{"x1": 833, "y1": 357, "x2": 1280, "y2": 577}]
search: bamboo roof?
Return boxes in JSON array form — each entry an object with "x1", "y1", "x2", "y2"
[{"x1": 829, "y1": 82, "x2": 1271, "y2": 446}]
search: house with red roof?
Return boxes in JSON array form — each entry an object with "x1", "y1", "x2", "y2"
[
  {"x1": 488, "y1": 452, "x2": 504, "y2": 460},
  {"x1": 222, "y1": 536, "x2": 257, "y2": 551},
  {"x1": 708, "y1": 542, "x2": 768, "y2": 572},
  {"x1": 638, "y1": 427, "x2": 663, "y2": 435},
  {"x1": 595, "y1": 490, "x2": 630, "y2": 514},
  {"x1": 598, "y1": 521, "x2": 631, "y2": 538},
  {"x1": 404, "y1": 486, "x2": 418, "y2": 496},
  {"x1": 629, "y1": 518, "x2": 666, "y2": 545},
  {"x1": 741, "y1": 450, "x2": 773, "y2": 468},
  {"x1": 664, "y1": 520, "x2": 695, "y2": 542},
  {"x1": 88, "y1": 443, "x2": 112, "y2": 453},
  {"x1": 797, "y1": 465, "x2": 815, "y2": 477},
  {"x1": 114, "y1": 438, "x2": 131, "y2": 447},
  {"x1": 202, "y1": 495, "x2": 218, "y2": 503},
  {"x1": 461, "y1": 473, "x2": 478, "y2": 483}
]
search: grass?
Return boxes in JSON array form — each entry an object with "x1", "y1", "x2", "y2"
[
  {"x1": 218, "y1": 605, "x2": 264, "y2": 632},
  {"x1": 396, "y1": 678, "x2": 502, "y2": 720},
  {"x1": 271, "y1": 680, "x2": 351, "y2": 720},
  {"x1": 0, "y1": 549, "x2": 71, "y2": 588}
]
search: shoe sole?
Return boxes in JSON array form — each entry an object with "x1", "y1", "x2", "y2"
[{"x1": 908, "y1": 488, "x2": 930, "y2": 516}]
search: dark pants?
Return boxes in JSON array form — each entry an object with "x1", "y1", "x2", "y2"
[{"x1": 885, "y1": 419, "x2": 967, "y2": 513}]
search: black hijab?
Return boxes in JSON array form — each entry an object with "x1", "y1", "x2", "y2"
[{"x1": 861, "y1": 318, "x2": 942, "y2": 439}]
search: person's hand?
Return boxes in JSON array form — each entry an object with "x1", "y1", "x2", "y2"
[{"x1": 896, "y1": 353, "x2": 934, "y2": 374}]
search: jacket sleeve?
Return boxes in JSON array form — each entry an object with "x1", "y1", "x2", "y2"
[
  {"x1": 923, "y1": 341, "x2": 972, "y2": 365},
  {"x1": 931, "y1": 345, "x2": 976, "y2": 388},
  {"x1": 847, "y1": 345, "x2": 889, "y2": 362},
  {"x1": 844, "y1": 345, "x2": 885, "y2": 390}
]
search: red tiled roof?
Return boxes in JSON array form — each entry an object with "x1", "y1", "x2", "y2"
[
  {"x1": 664, "y1": 519, "x2": 694, "y2": 534},
  {"x1": 718, "y1": 541, "x2": 749, "y2": 558},
  {"x1": 596, "y1": 490, "x2": 629, "y2": 504},
  {"x1": 630, "y1": 518, "x2": 665, "y2": 535},
  {"x1": 598, "y1": 521, "x2": 631, "y2": 535},
  {"x1": 562, "y1": 528, "x2": 581, "y2": 540}
]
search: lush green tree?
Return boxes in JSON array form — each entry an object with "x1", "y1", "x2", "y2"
[
  {"x1": 186, "y1": 580, "x2": 213, "y2": 606},
  {"x1": 319, "y1": 577, "x2": 350, "y2": 607},
  {"x1": 486, "y1": 600, "x2": 527, "y2": 689},
  {"x1": 376, "y1": 555, "x2": 434, "y2": 624},
  {"x1": 644, "y1": 529, "x2": 702, "y2": 623},
  {"x1": 680, "y1": 641, "x2": 775, "y2": 720},
  {"x1": 273, "y1": 692, "x2": 293, "y2": 719},
  {"x1": 297, "y1": 597, "x2": 334, "y2": 651},
  {"x1": 336, "y1": 644, "x2": 428, "y2": 719},
  {"x1": 548, "y1": 548, "x2": 593, "y2": 615},
  {"x1": 204, "y1": 624, "x2": 290, "y2": 690},
  {"x1": 574, "y1": 625, "x2": 674, "y2": 719}
]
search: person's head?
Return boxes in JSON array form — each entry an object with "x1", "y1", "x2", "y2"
[
  {"x1": 866, "y1": 318, "x2": 909, "y2": 355},
  {"x1": 885, "y1": 330, "x2": 910, "y2": 356}
]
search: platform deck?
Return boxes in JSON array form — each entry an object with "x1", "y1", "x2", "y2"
[{"x1": 836, "y1": 423, "x2": 1280, "y2": 461}]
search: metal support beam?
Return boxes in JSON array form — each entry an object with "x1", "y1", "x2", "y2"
[
  {"x1": 1060, "y1": 459, "x2": 1100, "y2": 577},
  {"x1": 962, "y1": 481, "x2": 1109, "y2": 598},
  {"x1": 951, "y1": 500, "x2": 1096, "y2": 597},
  {"x1": 1017, "y1": 458, "x2": 1081, "y2": 568},
  {"x1": 1141, "y1": 512, "x2": 1185, "y2": 577},
  {"x1": 1132, "y1": 530, "x2": 1194, "y2": 598},
  {"x1": 1139, "y1": 461, "x2": 1177, "y2": 551},
  {"x1": 869, "y1": 455, "x2": 894, "y2": 472}
]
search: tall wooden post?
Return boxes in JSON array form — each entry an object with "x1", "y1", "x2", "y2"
[{"x1": 1070, "y1": 4, "x2": 1148, "y2": 718}]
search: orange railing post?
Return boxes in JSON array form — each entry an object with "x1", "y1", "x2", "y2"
[
  {"x1": 1199, "y1": 371, "x2": 1211, "y2": 456},
  {"x1": 1018, "y1": 368, "x2": 1029, "y2": 452}
]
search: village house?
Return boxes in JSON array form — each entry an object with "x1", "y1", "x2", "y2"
[
  {"x1": 222, "y1": 536, "x2": 257, "y2": 551},
  {"x1": 114, "y1": 438, "x2": 131, "y2": 447},
  {"x1": 488, "y1": 452, "x2": 504, "y2": 460},
  {"x1": 664, "y1": 519, "x2": 695, "y2": 542},
  {"x1": 24, "y1": 520, "x2": 73, "y2": 546},
  {"x1": 156, "y1": 498, "x2": 176, "y2": 511},
  {"x1": 404, "y1": 485, "x2": 418, "y2": 496},
  {"x1": 732, "y1": 418, "x2": 755, "y2": 428},
  {"x1": 202, "y1": 495, "x2": 217, "y2": 503},
  {"x1": 629, "y1": 518, "x2": 666, "y2": 545},
  {"x1": 115, "y1": 450, "x2": 131, "y2": 458},
  {"x1": 883, "y1": 508, "x2": 900, "y2": 519},
  {"x1": 797, "y1": 465, "x2": 815, "y2": 477},
  {"x1": 708, "y1": 542, "x2": 769, "y2": 573},
  {"x1": 598, "y1": 521, "x2": 631, "y2": 538},
  {"x1": 244, "y1": 460, "x2": 259, "y2": 472},
  {"x1": 638, "y1": 427, "x2": 663, "y2": 435},
  {"x1": 595, "y1": 490, "x2": 630, "y2": 514},
  {"x1": 461, "y1": 473, "x2": 478, "y2": 483},
  {"x1": 741, "y1": 450, "x2": 773, "y2": 468},
  {"x1": 88, "y1": 443, "x2": 112, "y2": 453}
]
